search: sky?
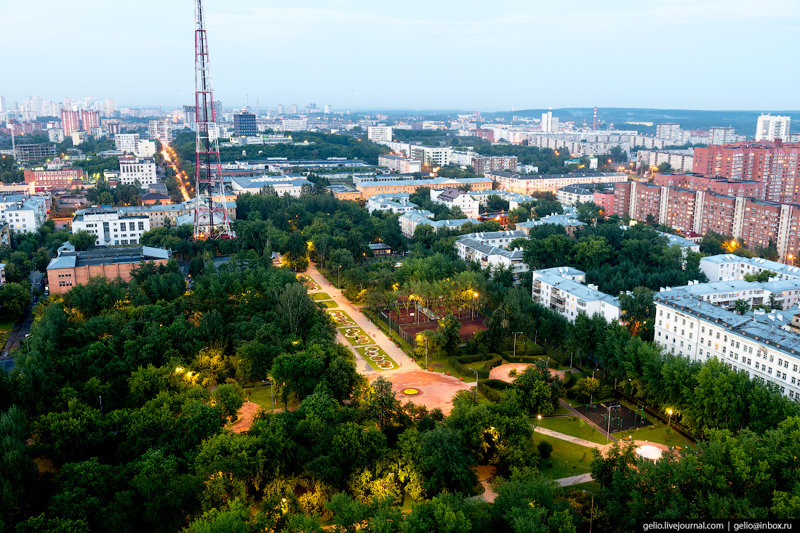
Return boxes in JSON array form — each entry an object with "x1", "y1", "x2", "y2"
[{"x1": 3, "y1": 0, "x2": 800, "y2": 111}]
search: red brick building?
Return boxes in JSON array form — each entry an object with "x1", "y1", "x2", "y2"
[
  {"x1": 652, "y1": 173, "x2": 762, "y2": 198},
  {"x1": 81, "y1": 110, "x2": 100, "y2": 131},
  {"x1": 593, "y1": 190, "x2": 615, "y2": 215},
  {"x1": 693, "y1": 141, "x2": 800, "y2": 204},
  {"x1": 61, "y1": 109, "x2": 80, "y2": 136},
  {"x1": 46, "y1": 246, "x2": 170, "y2": 295},
  {"x1": 24, "y1": 168, "x2": 85, "y2": 191}
]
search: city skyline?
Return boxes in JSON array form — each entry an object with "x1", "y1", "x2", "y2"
[{"x1": 3, "y1": 0, "x2": 800, "y2": 110}]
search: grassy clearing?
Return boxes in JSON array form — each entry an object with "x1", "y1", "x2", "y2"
[
  {"x1": 310, "y1": 292, "x2": 332, "y2": 301},
  {"x1": 535, "y1": 435, "x2": 596, "y2": 480},
  {"x1": 615, "y1": 422, "x2": 693, "y2": 448},
  {"x1": 318, "y1": 300, "x2": 338, "y2": 308},
  {"x1": 356, "y1": 345, "x2": 398, "y2": 371},
  {"x1": 537, "y1": 416, "x2": 607, "y2": 445},
  {"x1": 338, "y1": 326, "x2": 374, "y2": 346},
  {"x1": 0, "y1": 319, "x2": 16, "y2": 332},
  {"x1": 244, "y1": 384, "x2": 275, "y2": 410}
]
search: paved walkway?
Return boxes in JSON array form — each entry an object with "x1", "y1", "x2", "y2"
[
  {"x1": 303, "y1": 264, "x2": 471, "y2": 415},
  {"x1": 533, "y1": 426, "x2": 608, "y2": 450},
  {"x1": 556, "y1": 473, "x2": 594, "y2": 487},
  {"x1": 559, "y1": 399, "x2": 618, "y2": 443}
]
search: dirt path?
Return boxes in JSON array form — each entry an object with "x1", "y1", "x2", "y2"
[{"x1": 227, "y1": 402, "x2": 261, "y2": 433}]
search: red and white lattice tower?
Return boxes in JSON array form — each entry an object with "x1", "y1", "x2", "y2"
[{"x1": 193, "y1": 0, "x2": 233, "y2": 240}]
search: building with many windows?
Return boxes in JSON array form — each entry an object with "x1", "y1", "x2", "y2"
[
  {"x1": 47, "y1": 244, "x2": 170, "y2": 295},
  {"x1": 71, "y1": 207, "x2": 151, "y2": 246},
  {"x1": 755, "y1": 114, "x2": 791, "y2": 142},
  {"x1": 0, "y1": 194, "x2": 47, "y2": 233},
  {"x1": 455, "y1": 230, "x2": 528, "y2": 279},
  {"x1": 118, "y1": 155, "x2": 157, "y2": 186},
  {"x1": 531, "y1": 267, "x2": 621, "y2": 323},
  {"x1": 398, "y1": 210, "x2": 477, "y2": 238},
  {"x1": 654, "y1": 290, "x2": 800, "y2": 399},
  {"x1": 430, "y1": 188, "x2": 481, "y2": 218},
  {"x1": 115, "y1": 133, "x2": 140, "y2": 153},
  {"x1": 378, "y1": 155, "x2": 422, "y2": 174},
  {"x1": 487, "y1": 171, "x2": 627, "y2": 195},
  {"x1": 367, "y1": 126, "x2": 393, "y2": 143},
  {"x1": 233, "y1": 111, "x2": 257, "y2": 137}
]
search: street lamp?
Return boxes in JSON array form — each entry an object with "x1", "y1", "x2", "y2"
[
  {"x1": 667, "y1": 408, "x2": 673, "y2": 428},
  {"x1": 24, "y1": 333, "x2": 30, "y2": 354},
  {"x1": 337, "y1": 265, "x2": 342, "y2": 288},
  {"x1": 605, "y1": 405, "x2": 615, "y2": 443},
  {"x1": 537, "y1": 414, "x2": 542, "y2": 427},
  {"x1": 471, "y1": 368, "x2": 479, "y2": 402},
  {"x1": 513, "y1": 331, "x2": 522, "y2": 358},
  {"x1": 425, "y1": 336, "x2": 429, "y2": 371}
]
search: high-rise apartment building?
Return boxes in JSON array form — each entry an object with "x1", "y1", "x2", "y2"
[
  {"x1": 709, "y1": 127, "x2": 736, "y2": 145},
  {"x1": 233, "y1": 111, "x2": 257, "y2": 137},
  {"x1": 80, "y1": 110, "x2": 100, "y2": 131},
  {"x1": 148, "y1": 119, "x2": 172, "y2": 143},
  {"x1": 693, "y1": 141, "x2": 800, "y2": 204},
  {"x1": 367, "y1": 126, "x2": 393, "y2": 143},
  {"x1": 656, "y1": 123, "x2": 681, "y2": 142},
  {"x1": 61, "y1": 109, "x2": 80, "y2": 136},
  {"x1": 541, "y1": 111, "x2": 559, "y2": 133},
  {"x1": 755, "y1": 114, "x2": 791, "y2": 142}
]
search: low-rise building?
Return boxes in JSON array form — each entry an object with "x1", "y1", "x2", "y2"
[
  {"x1": 700, "y1": 254, "x2": 800, "y2": 282},
  {"x1": 229, "y1": 176, "x2": 311, "y2": 197},
  {"x1": 119, "y1": 155, "x2": 157, "y2": 186},
  {"x1": 72, "y1": 207, "x2": 151, "y2": 246},
  {"x1": 431, "y1": 188, "x2": 481, "y2": 218},
  {"x1": 328, "y1": 185, "x2": 362, "y2": 201},
  {"x1": 24, "y1": 167, "x2": 85, "y2": 191},
  {"x1": 378, "y1": 154, "x2": 422, "y2": 174},
  {"x1": 398, "y1": 210, "x2": 477, "y2": 238},
  {"x1": 366, "y1": 193, "x2": 420, "y2": 214},
  {"x1": 0, "y1": 194, "x2": 47, "y2": 233},
  {"x1": 356, "y1": 177, "x2": 492, "y2": 199},
  {"x1": 531, "y1": 267, "x2": 621, "y2": 323},
  {"x1": 47, "y1": 244, "x2": 170, "y2": 295},
  {"x1": 654, "y1": 290, "x2": 800, "y2": 399},
  {"x1": 516, "y1": 213, "x2": 586, "y2": 237},
  {"x1": 487, "y1": 171, "x2": 627, "y2": 195},
  {"x1": 455, "y1": 230, "x2": 528, "y2": 278},
  {"x1": 556, "y1": 185, "x2": 596, "y2": 206}
]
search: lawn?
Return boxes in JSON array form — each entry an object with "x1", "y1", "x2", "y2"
[
  {"x1": 356, "y1": 345, "x2": 398, "y2": 371},
  {"x1": 615, "y1": 422, "x2": 694, "y2": 448},
  {"x1": 338, "y1": 326, "x2": 374, "y2": 346},
  {"x1": 310, "y1": 292, "x2": 332, "y2": 301},
  {"x1": 244, "y1": 384, "x2": 275, "y2": 410},
  {"x1": 537, "y1": 416, "x2": 608, "y2": 445},
  {"x1": 326, "y1": 309, "x2": 356, "y2": 326},
  {"x1": 0, "y1": 319, "x2": 16, "y2": 332},
  {"x1": 422, "y1": 355, "x2": 476, "y2": 382},
  {"x1": 534, "y1": 435, "x2": 596, "y2": 480}
]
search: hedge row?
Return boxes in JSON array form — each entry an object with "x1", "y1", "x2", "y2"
[{"x1": 452, "y1": 353, "x2": 503, "y2": 380}]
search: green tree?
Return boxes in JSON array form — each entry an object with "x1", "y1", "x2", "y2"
[
  {"x1": 436, "y1": 314, "x2": 462, "y2": 355},
  {"x1": 0, "y1": 282, "x2": 31, "y2": 321}
]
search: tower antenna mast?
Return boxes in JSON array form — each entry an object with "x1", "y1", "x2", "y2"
[{"x1": 193, "y1": 0, "x2": 233, "y2": 240}]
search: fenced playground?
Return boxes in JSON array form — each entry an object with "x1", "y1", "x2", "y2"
[
  {"x1": 576, "y1": 402, "x2": 653, "y2": 433},
  {"x1": 380, "y1": 299, "x2": 487, "y2": 343}
]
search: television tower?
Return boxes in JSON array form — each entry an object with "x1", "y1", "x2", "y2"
[
  {"x1": 592, "y1": 106, "x2": 598, "y2": 131},
  {"x1": 193, "y1": 0, "x2": 233, "y2": 240}
]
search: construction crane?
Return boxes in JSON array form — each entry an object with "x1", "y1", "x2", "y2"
[{"x1": 193, "y1": 0, "x2": 233, "y2": 240}]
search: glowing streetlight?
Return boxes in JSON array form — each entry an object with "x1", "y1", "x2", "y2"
[
  {"x1": 537, "y1": 414, "x2": 542, "y2": 427},
  {"x1": 666, "y1": 408, "x2": 673, "y2": 428}
]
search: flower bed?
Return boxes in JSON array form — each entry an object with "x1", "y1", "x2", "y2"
[
  {"x1": 356, "y1": 345, "x2": 397, "y2": 371},
  {"x1": 339, "y1": 326, "x2": 374, "y2": 346},
  {"x1": 326, "y1": 309, "x2": 356, "y2": 327}
]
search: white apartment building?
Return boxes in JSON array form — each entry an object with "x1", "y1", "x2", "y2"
[
  {"x1": 115, "y1": 133, "x2": 141, "y2": 153},
  {"x1": 755, "y1": 114, "x2": 791, "y2": 142},
  {"x1": 487, "y1": 171, "x2": 627, "y2": 195},
  {"x1": 398, "y1": 210, "x2": 477, "y2": 238},
  {"x1": 229, "y1": 176, "x2": 310, "y2": 197},
  {"x1": 709, "y1": 127, "x2": 737, "y2": 145},
  {"x1": 119, "y1": 156, "x2": 157, "y2": 187},
  {"x1": 378, "y1": 155, "x2": 422, "y2": 174},
  {"x1": 410, "y1": 146, "x2": 451, "y2": 167},
  {"x1": 366, "y1": 193, "x2": 421, "y2": 214},
  {"x1": 531, "y1": 267, "x2": 621, "y2": 323},
  {"x1": 700, "y1": 254, "x2": 800, "y2": 283},
  {"x1": 430, "y1": 188, "x2": 481, "y2": 218},
  {"x1": 654, "y1": 291, "x2": 800, "y2": 399},
  {"x1": 136, "y1": 140, "x2": 156, "y2": 157},
  {"x1": 281, "y1": 119, "x2": 308, "y2": 132},
  {"x1": 0, "y1": 194, "x2": 47, "y2": 234},
  {"x1": 556, "y1": 185, "x2": 595, "y2": 206},
  {"x1": 455, "y1": 231, "x2": 528, "y2": 279},
  {"x1": 541, "y1": 111, "x2": 559, "y2": 133},
  {"x1": 48, "y1": 128, "x2": 65, "y2": 143},
  {"x1": 655, "y1": 123, "x2": 681, "y2": 142},
  {"x1": 148, "y1": 119, "x2": 172, "y2": 143},
  {"x1": 636, "y1": 150, "x2": 694, "y2": 173},
  {"x1": 72, "y1": 207, "x2": 151, "y2": 246},
  {"x1": 367, "y1": 126, "x2": 393, "y2": 143}
]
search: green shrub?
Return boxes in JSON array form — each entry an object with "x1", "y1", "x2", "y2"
[{"x1": 537, "y1": 440, "x2": 553, "y2": 458}]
